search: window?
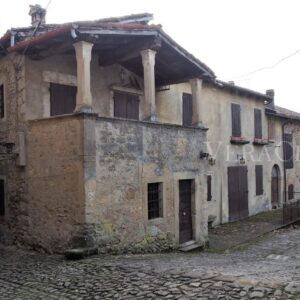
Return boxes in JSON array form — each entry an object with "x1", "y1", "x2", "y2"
[
  {"x1": 0, "y1": 84, "x2": 4, "y2": 119},
  {"x1": 288, "y1": 184, "x2": 294, "y2": 200},
  {"x1": 0, "y1": 179, "x2": 5, "y2": 216},
  {"x1": 50, "y1": 83, "x2": 77, "y2": 116},
  {"x1": 231, "y1": 103, "x2": 241, "y2": 137},
  {"x1": 207, "y1": 175, "x2": 212, "y2": 201},
  {"x1": 254, "y1": 109, "x2": 262, "y2": 139},
  {"x1": 114, "y1": 92, "x2": 139, "y2": 120},
  {"x1": 182, "y1": 93, "x2": 193, "y2": 126},
  {"x1": 255, "y1": 165, "x2": 263, "y2": 195},
  {"x1": 148, "y1": 182, "x2": 163, "y2": 219},
  {"x1": 268, "y1": 118, "x2": 275, "y2": 140},
  {"x1": 283, "y1": 133, "x2": 294, "y2": 169}
]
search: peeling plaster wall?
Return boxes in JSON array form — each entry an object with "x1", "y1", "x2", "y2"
[{"x1": 88, "y1": 117, "x2": 208, "y2": 250}]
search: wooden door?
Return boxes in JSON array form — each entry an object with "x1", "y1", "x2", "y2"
[
  {"x1": 228, "y1": 166, "x2": 249, "y2": 222},
  {"x1": 179, "y1": 179, "x2": 193, "y2": 243}
]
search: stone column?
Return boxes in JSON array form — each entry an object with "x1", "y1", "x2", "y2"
[
  {"x1": 190, "y1": 78, "x2": 204, "y2": 127},
  {"x1": 141, "y1": 49, "x2": 156, "y2": 121},
  {"x1": 73, "y1": 41, "x2": 94, "y2": 112}
]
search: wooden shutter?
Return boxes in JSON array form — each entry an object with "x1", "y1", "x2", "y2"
[
  {"x1": 0, "y1": 179, "x2": 5, "y2": 216},
  {"x1": 284, "y1": 133, "x2": 294, "y2": 169},
  {"x1": 114, "y1": 92, "x2": 127, "y2": 118},
  {"x1": 182, "y1": 93, "x2": 193, "y2": 126},
  {"x1": 50, "y1": 83, "x2": 77, "y2": 116},
  {"x1": 255, "y1": 165, "x2": 263, "y2": 195},
  {"x1": 231, "y1": 103, "x2": 241, "y2": 137},
  {"x1": 0, "y1": 85, "x2": 4, "y2": 119},
  {"x1": 126, "y1": 94, "x2": 139, "y2": 120},
  {"x1": 207, "y1": 175, "x2": 212, "y2": 201},
  {"x1": 114, "y1": 92, "x2": 139, "y2": 120},
  {"x1": 254, "y1": 109, "x2": 262, "y2": 139}
]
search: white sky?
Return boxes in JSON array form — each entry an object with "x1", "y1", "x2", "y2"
[{"x1": 1, "y1": 0, "x2": 300, "y2": 112}]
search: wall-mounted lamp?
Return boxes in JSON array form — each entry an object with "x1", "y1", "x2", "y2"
[
  {"x1": 208, "y1": 156, "x2": 216, "y2": 166},
  {"x1": 200, "y1": 151, "x2": 216, "y2": 166},
  {"x1": 237, "y1": 154, "x2": 246, "y2": 165}
]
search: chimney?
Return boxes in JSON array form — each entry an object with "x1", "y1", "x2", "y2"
[
  {"x1": 29, "y1": 4, "x2": 46, "y2": 27},
  {"x1": 265, "y1": 89, "x2": 275, "y2": 111}
]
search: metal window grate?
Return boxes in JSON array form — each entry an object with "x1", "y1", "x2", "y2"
[{"x1": 148, "y1": 183, "x2": 162, "y2": 220}]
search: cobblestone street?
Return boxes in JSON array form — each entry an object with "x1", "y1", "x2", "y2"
[{"x1": 0, "y1": 227, "x2": 300, "y2": 299}]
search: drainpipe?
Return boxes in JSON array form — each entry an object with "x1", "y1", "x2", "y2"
[{"x1": 282, "y1": 119, "x2": 293, "y2": 203}]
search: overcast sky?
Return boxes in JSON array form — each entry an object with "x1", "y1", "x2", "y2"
[{"x1": 1, "y1": 0, "x2": 299, "y2": 112}]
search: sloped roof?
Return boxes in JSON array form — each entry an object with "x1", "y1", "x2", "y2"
[
  {"x1": 275, "y1": 106, "x2": 300, "y2": 120},
  {"x1": 0, "y1": 13, "x2": 215, "y2": 83}
]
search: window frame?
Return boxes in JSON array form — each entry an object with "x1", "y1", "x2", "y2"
[
  {"x1": 147, "y1": 182, "x2": 163, "y2": 220},
  {"x1": 207, "y1": 175, "x2": 212, "y2": 201},
  {"x1": 182, "y1": 93, "x2": 193, "y2": 126},
  {"x1": 255, "y1": 165, "x2": 263, "y2": 196},
  {"x1": 113, "y1": 91, "x2": 140, "y2": 121},
  {"x1": 49, "y1": 82, "x2": 77, "y2": 116},
  {"x1": 231, "y1": 103, "x2": 242, "y2": 137},
  {"x1": 254, "y1": 108, "x2": 262, "y2": 139},
  {"x1": 283, "y1": 133, "x2": 294, "y2": 169}
]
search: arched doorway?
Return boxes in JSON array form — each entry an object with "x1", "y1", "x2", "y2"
[{"x1": 271, "y1": 165, "x2": 280, "y2": 208}]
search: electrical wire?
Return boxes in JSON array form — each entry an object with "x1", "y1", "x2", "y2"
[{"x1": 232, "y1": 48, "x2": 300, "y2": 80}]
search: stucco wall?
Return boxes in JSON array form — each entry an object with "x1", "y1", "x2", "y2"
[
  {"x1": 26, "y1": 115, "x2": 85, "y2": 252},
  {"x1": 25, "y1": 54, "x2": 143, "y2": 120},
  {"x1": 157, "y1": 82, "x2": 287, "y2": 224},
  {"x1": 85, "y1": 117, "x2": 208, "y2": 251}
]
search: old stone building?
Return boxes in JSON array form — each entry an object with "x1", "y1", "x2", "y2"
[
  {"x1": 0, "y1": 10, "x2": 213, "y2": 253},
  {"x1": 0, "y1": 7, "x2": 299, "y2": 253}
]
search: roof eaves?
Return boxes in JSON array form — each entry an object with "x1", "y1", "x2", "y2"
[
  {"x1": 157, "y1": 29, "x2": 215, "y2": 79},
  {"x1": 7, "y1": 25, "x2": 73, "y2": 53},
  {"x1": 215, "y1": 80, "x2": 272, "y2": 101}
]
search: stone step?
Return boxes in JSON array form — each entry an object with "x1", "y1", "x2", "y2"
[{"x1": 179, "y1": 241, "x2": 202, "y2": 252}]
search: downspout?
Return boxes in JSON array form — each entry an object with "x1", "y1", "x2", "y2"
[{"x1": 282, "y1": 119, "x2": 293, "y2": 203}]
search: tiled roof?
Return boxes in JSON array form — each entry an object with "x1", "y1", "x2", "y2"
[{"x1": 275, "y1": 106, "x2": 300, "y2": 120}]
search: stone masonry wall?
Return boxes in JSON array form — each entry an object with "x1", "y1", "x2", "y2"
[
  {"x1": 0, "y1": 54, "x2": 28, "y2": 246},
  {"x1": 26, "y1": 115, "x2": 86, "y2": 252},
  {"x1": 84, "y1": 116, "x2": 208, "y2": 253}
]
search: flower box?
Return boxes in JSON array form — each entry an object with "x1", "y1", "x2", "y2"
[
  {"x1": 230, "y1": 136, "x2": 250, "y2": 145},
  {"x1": 253, "y1": 138, "x2": 269, "y2": 146}
]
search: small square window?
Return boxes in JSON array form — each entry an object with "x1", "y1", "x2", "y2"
[
  {"x1": 0, "y1": 85, "x2": 5, "y2": 119},
  {"x1": 148, "y1": 182, "x2": 163, "y2": 220}
]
